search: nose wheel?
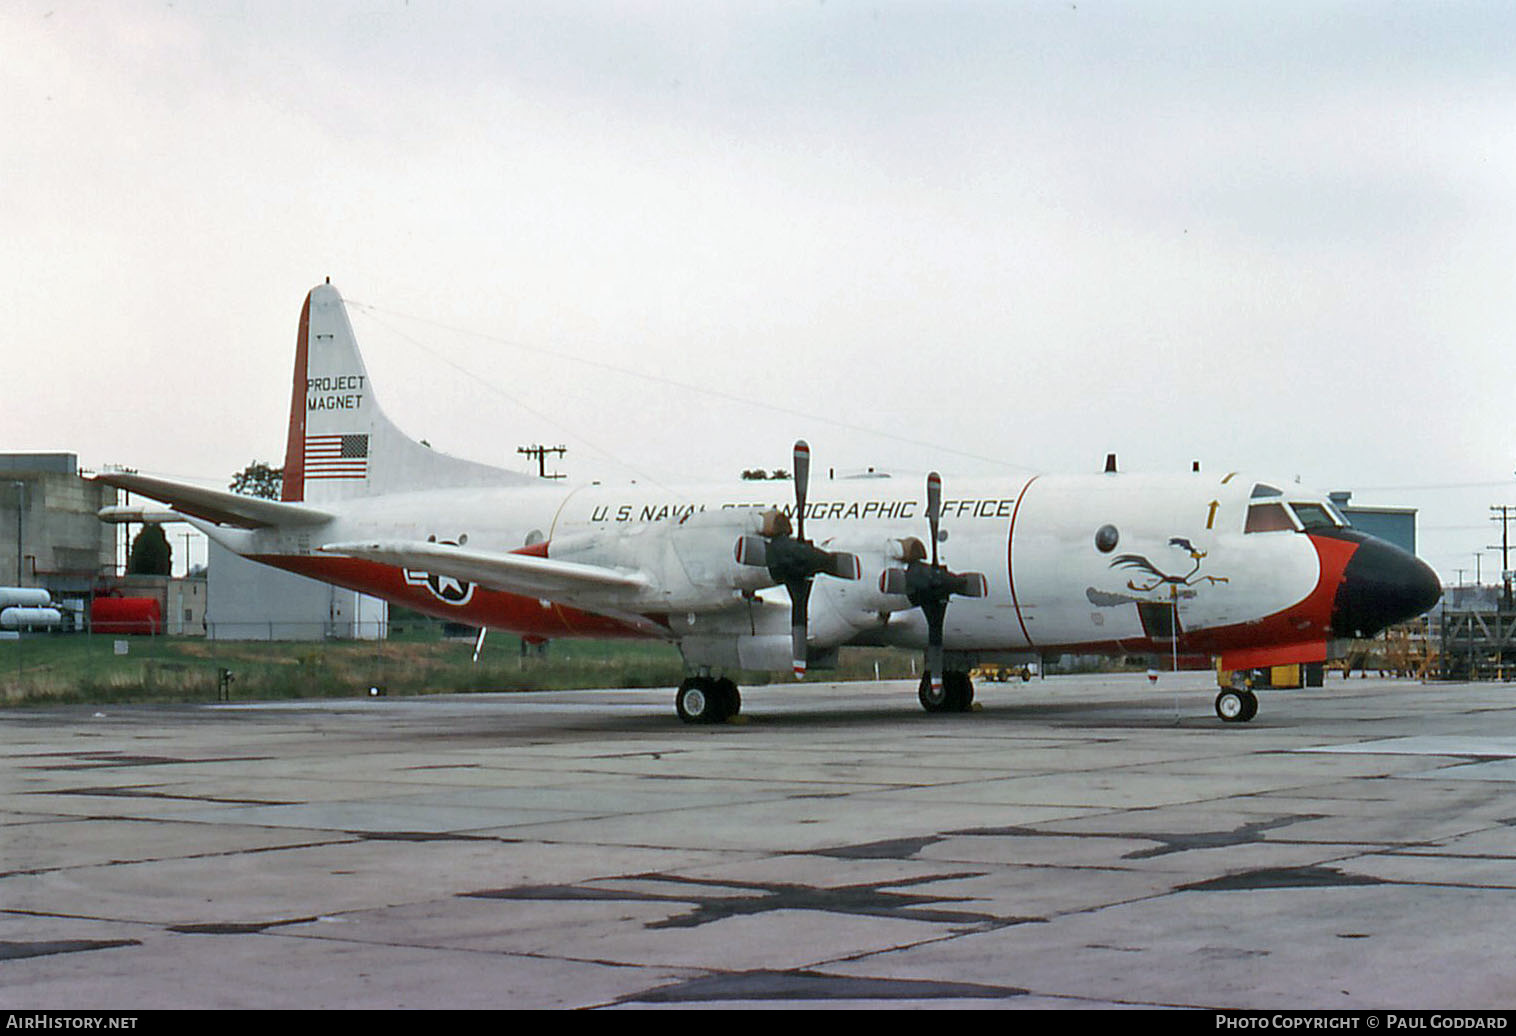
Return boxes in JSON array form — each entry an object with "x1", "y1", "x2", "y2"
[{"x1": 1215, "y1": 688, "x2": 1259, "y2": 723}]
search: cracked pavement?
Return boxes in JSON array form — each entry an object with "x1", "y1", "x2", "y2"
[{"x1": 3, "y1": 674, "x2": 1515, "y2": 1009}]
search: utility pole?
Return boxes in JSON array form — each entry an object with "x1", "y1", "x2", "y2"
[
  {"x1": 516, "y1": 444, "x2": 567, "y2": 480},
  {"x1": 10, "y1": 481, "x2": 23, "y2": 586},
  {"x1": 1490, "y1": 506, "x2": 1515, "y2": 609}
]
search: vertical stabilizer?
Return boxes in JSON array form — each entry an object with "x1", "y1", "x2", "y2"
[{"x1": 280, "y1": 283, "x2": 528, "y2": 503}]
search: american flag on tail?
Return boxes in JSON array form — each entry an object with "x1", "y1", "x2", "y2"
[{"x1": 305, "y1": 434, "x2": 369, "y2": 480}]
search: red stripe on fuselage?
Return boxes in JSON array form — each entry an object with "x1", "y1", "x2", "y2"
[
  {"x1": 248, "y1": 553, "x2": 657, "y2": 639},
  {"x1": 280, "y1": 292, "x2": 311, "y2": 503}
]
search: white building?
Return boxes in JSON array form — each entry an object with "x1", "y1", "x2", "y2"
[{"x1": 206, "y1": 541, "x2": 387, "y2": 641}]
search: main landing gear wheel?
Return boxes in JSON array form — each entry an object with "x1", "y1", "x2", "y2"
[
  {"x1": 919, "y1": 671, "x2": 974, "y2": 713},
  {"x1": 1215, "y1": 688, "x2": 1259, "y2": 723},
  {"x1": 675, "y1": 677, "x2": 740, "y2": 724},
  {"x1": 713, "y1": 677, "x2": 740, "y2": 718}
]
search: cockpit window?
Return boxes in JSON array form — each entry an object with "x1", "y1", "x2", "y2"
[
  {"x1": 1250, "y1": 483, "x2": 1283, "y2": 499},
  {"x1": 1290, "y1": 502, "x2": 1340, "y2": 531},
  {"x1": 1245, "y1": 502, "x2": 1295, "y2": 533}
]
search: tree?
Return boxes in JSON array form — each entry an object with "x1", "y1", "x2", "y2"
[
  {"x1": 128, "y1": 524, "x2": 172, "y2": 575},
  {"x1": 230, "y1": 461, "x2": 282, "y2": 500}
]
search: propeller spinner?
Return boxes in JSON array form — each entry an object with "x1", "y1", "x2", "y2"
[{"x1": 735, "y1": 441, "x2": 861, "y2": 677}]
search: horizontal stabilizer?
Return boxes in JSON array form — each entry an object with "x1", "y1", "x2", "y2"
[
  {"x1": 93, "y1": 472, "x2": 333, "y2": 530},
  {"x1": 97, "y1": 505, "x2": 185, "y2": 525},
  {"x1": 318, "y1": 540, "x2": 652, "y2": 601}
]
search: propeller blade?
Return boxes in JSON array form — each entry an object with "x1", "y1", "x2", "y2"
[
  {"x1": 735, "y1": 534, "x2": 769, "y2": 568},
  {"x1": 952, "y1": 572, "x2": 989, "y2": 599},
  {"x1": 826, "y1": 550, "x2": 862, "y2": 581},
  {"x1": 926, "y1": 471, "x2": 942, "y2": 567},
  {"x1": 793, "y1": 440, "x2": 811, "y2": 541},
  {"x1": 925, "y1": 614, "x2": 945, "y2": 695},
  {"x1": 789, "y1": 578, "x2": 812, "y2": 678}
]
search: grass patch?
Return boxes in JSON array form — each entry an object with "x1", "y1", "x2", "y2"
[{"x1": 0, "y1": 630, "x2": 925, "y2": 706}]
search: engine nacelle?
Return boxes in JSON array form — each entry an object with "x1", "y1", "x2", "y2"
[
  {"x1": 678, "y1": 590, "x2": 843, "y2": 673},
  {"x1": 548, "y1": 509, "x2": 778, "y2": 613},
  {"x1": 789, "y1": 536, "x2": 923, "y2": 645}
]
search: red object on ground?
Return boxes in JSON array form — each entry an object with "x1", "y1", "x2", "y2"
[{"x1": 91, "y1": 596, "x2": 162, "y2": 635}]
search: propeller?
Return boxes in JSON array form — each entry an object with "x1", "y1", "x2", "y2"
[
  {"x1": 735, "y1": 440, "x2": 861, "y2": 677},
  {"x1": 880, "y1": 471, "x2": 988, "y2": 699}
]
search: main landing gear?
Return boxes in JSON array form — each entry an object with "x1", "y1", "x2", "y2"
[
  {"x1": 918, "y1": 670, "x2": 975, "y2": 713},
  {"x1": 674, "y1": 670, "x2": 981, "y2": 722},
  {"x1": 675, "y1": 676, "x2": 741, "y2": 724},
  {"x1": 1214, "y1": 687, "x2": 1259, "y2": 723}
]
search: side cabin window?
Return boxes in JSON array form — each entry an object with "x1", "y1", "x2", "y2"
[{"x1": 1245, "y1": 502, "x2": 1295, "y2": 533}]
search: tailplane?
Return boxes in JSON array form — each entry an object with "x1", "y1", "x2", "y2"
[{"x1": 281, "y1": 282, "x2": 530, "y2": 503}]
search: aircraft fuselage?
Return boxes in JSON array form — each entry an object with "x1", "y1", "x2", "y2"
[{"x1": 242, "y1": 467, "x2": 1436, "y2": 673}]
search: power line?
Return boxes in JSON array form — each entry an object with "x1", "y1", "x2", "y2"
[
  {"x1": 346, "y1": 303, "x2": 674, "y2": 490},
  {"x1": 347, "y1": 299, "x2": 1042, "y2": 475}
]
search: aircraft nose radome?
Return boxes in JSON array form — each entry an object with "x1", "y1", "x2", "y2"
[{"x1": 1331, "y1": 537, "x2": 1443, "y2": 640}]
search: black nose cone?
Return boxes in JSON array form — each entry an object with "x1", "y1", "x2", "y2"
[{"x1": 1332, "y1": 536, "x2": 1442, "y2": 639}]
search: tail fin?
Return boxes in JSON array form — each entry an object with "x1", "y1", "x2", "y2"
[{"x1": 280, "y1": 282, "x2": 530, "y2": 503}]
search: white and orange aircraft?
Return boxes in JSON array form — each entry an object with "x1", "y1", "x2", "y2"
[{"x1": 96, "y1": 283, "x2": 1442, "y2": 724}]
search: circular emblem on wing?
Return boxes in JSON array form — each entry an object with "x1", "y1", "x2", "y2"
[
  {"x1": 425, "y1": 572, "x2": 474, "y2": 604},
  {"x1": 402, "y1": 538, "x2": 475, "y2": 606}
]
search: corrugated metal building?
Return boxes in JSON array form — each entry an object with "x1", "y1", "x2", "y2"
[{"x1": 1330, "y1": 492, "x2": 1418, "y2": 557}]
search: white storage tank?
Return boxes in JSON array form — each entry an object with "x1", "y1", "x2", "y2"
[
  {"x1": 1, "y1": 606, "x2": 63, "y2": 628},
  {"x1": 0, "y1": 587, "x2": 51, "y2": 608}
]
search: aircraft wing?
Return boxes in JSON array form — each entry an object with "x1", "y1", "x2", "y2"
[
  {"x1": 92, "y1": 472, "x2": 333, "y2": 529},
  {"x1": 319, "y1": 540, "x2": 653, "y2": 601}
]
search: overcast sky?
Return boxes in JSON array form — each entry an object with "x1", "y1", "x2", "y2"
[{"x1": 4, "y1": 1, "x2": 1514, "y2": 581}]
